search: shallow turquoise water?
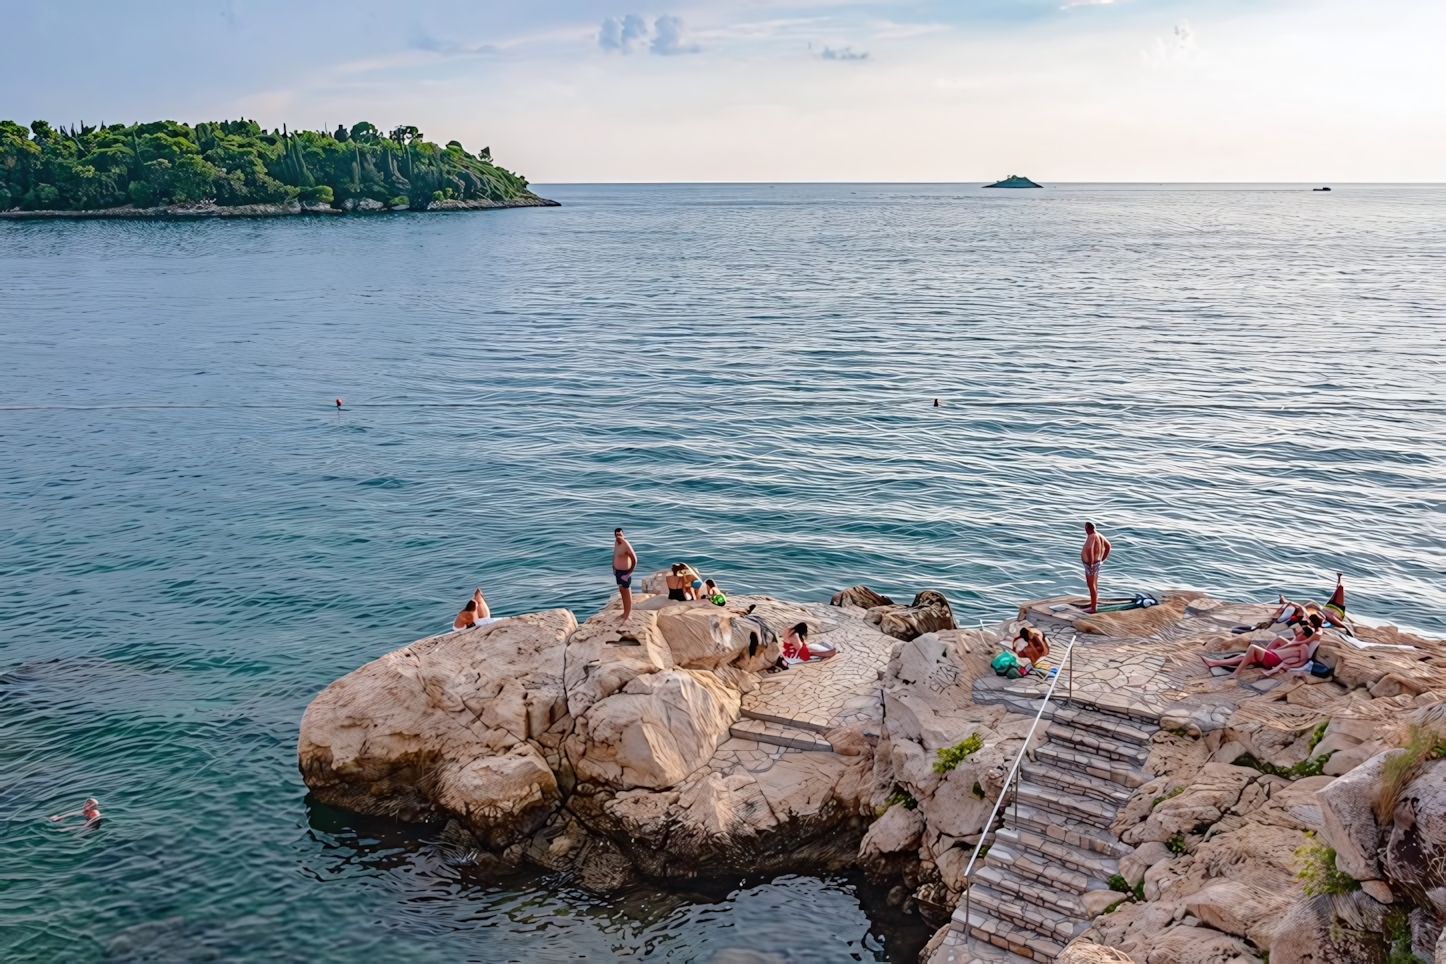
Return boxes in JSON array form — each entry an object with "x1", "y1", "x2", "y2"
[{"x1": 2, "y1": 183, "x2": 1444, "y2": 962}]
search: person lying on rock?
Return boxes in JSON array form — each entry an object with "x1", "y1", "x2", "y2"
[
  {"x1": 1203, "y1": 623, "x2": 1318, "y2": 677},
  {"x1": 453, "y1": 588, "x2": 499, "y2": 631},
  {"x1": 1246, "y1": 577, "x2": 1349, "y2": 632}
]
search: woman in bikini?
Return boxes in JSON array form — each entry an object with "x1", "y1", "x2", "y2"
[
  {"x1": 665, "y1": 564, "x2": 693, "y2": 601},
  {"x1": 782, "y1": 622, "x2": 836, "y2": 662}
]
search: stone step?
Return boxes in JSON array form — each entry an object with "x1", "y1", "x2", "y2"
[
  {"x1": 1036, "y1": 743, "x2": 1148, "y2": 788},
  {"x1": 951, "y1": 904, "x2": 1064, "y2": 963},
  {"x1": 977, "y1": 855, "x2": 1087, "y2": 919},
  {"x1": 729, "y1": 717, "x2": 834, "y2": 752},
  {"x1": 1024, "y1": 762, "x2": 1135, "y2": 807},
  {"x1": 992, "y1": 827, "x2": 1122, "y2": 886},
  {"x1": 737, "y1": 707, "x2": 832, "y2": 735},
  {"x1": 1009, "y1": 801, "x2": 1130, "y2": 857},
  {"x1": 962, "y1": 884, "x2": 1087, "y2": 947},
  {"x1": 1014, "y1": 782, "x2": 1119, "y2": 832},
  {"x1": 1050, "y1": 705, "x2": 1158, "y2": 747},
  {"x1": 1068, "y1": 694, "x2": 1163, "y2": 731},
  {"x1": 974, "y1": 864, "x2": 1089, "y2": 920},
  {"x1": 1043, "y1": 721, "x2": 1153, "y2": 767},
  {"x1": 933, "y1": 925, "x2": 1035, "y2": 964}
]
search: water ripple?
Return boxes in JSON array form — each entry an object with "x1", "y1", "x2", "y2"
[{"x1": 1, "y1": 183, "x2": 1443, "y2": 961}]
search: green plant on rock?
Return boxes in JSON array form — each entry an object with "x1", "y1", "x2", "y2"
[
  {"x1": 1233, "y1": 751, "x2": 1332, "y2": 781},
  {"x1": 1166, "y1": 832, "x2": 1187, "y2": 856},
  {"x1": 1152, "y1": 786, "x2": 1185, "y2": 809},
  {"x1": 934, "y1": 733, "x2": 984, "y2": 774},
  {"x1": 1133, "y1": 879, "x2": 1145, "y2": 901},
  {"x1": 1376, "y1": 725, "x2": 1446, "y2": 825},
  {"x1": 1384, "y1": 906, "x2": 1425, "y2": 964},
  {"x1": 970, "y1": 781, "x2": 985, "y2": 800},
  {"x1": 1307, "y1": 719, "x2": 1330, "y2": 753},
  {"x1": 879, "y1": 787, "x2": 918, "y2": 815},
  {"x1": 1295, "y1": 842, "x2": 1360, "y2": 897},
  {"x1": 1108, "y1": 874, "x2": 1131, "y2": 894}
]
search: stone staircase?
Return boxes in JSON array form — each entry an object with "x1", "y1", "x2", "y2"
[
  {"x1": 730, "y1": 713, "x2": 836, "y2": 752},
  {"x1": 951, "y1": 701, "x2": 1160, "y2": 962}
]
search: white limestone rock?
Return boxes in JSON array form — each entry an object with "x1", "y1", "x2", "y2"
[
  {"x1": 1316, "y1": 749, "x2": 1391, "y2": 881},
  {"x1": 297, "y1": 608, "x2": 576, "y2": 846},
  {"x1": 566, "y1": 669, "x2": 740, "y2": 791},
  {"x1": 563, "y1": 608, "x2": 675, "y2": 718}
]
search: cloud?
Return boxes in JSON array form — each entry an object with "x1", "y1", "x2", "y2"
[
  {"x1": 1144, "y1": 20, "x2": 1198, "y2": 66},
  {"x1": 651, "y1": 15, "x2": 700, "y2": 55},
  {"x1": 819, "y1": 45, "x2": 869, "y2": 61},
  {"x1": 410, "y1": 33, "x2": 497, "y2": 57},
  {"x1": 598, "y1": 13, "x2": 698, "y2": 55},
  {"x1": 599, "y1": 14, "x2": 649, "y2": 53}
]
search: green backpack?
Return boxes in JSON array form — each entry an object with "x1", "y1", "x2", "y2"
[{"x1": 991, "y1": 650, "x2": 1019, "y2": 675}]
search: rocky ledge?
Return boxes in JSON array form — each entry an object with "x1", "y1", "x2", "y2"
[
  {"x1": 298, "y1": 579, "x2": 1446, "y2": 964},
  {"x1": 0, "y1": 196, "x2": 559, "y2": 220}
]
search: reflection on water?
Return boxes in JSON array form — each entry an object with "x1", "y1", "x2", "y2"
[{"x1": 2, "y1": 183, "x2": 1443, "y2": 962}]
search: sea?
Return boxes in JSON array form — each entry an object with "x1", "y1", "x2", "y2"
[{"x1": 2, "y1": 183, "x2": 1444, "y2": 963}]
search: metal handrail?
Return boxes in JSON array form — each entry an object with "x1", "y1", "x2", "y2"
[{"x1": 960, "y1": 632, "x2": 1078, "y2": 951}]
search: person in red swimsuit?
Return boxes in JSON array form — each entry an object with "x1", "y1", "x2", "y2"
[{"x1": 1203, "y1": 624, "x2": 1317, "y2": 677}]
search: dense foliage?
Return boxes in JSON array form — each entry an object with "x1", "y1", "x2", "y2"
[{"x1": 0, "y1": 119, "x2": 536, "y2": 212}]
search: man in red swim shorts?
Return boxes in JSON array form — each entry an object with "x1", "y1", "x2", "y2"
[{"x1": 1202, "y1": 624, "x2": 1318, "y2": 678}]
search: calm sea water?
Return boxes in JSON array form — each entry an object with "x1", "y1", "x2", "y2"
[{"x1": 2, "y1": 183, "x2": 1444, "y2": 963}]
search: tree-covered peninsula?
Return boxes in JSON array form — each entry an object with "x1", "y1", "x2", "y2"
[{"x1": 0, "y1": 119, "x2": 555, "y2": 215}]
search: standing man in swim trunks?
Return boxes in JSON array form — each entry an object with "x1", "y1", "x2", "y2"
[
  {"x1": 612, "y1": 528, "x2": 638, "y2": 621},
  {"x1": 1081, "y1": 522, "x2": 1111, "y2": 614}
]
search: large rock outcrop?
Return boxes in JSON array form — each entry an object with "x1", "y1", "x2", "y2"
[
  {"x1": 298, "y1": 609, "x2": 576, "y2": 847},
  {"x1": 566, "y1": 668, "x2": 740, "y2": 790},
  {"x1": 877, "y1": 590, "x2": 958, "y2": 642},
  {"x1": 298, "y1": 577, "x2": 898, "y2": 889}
]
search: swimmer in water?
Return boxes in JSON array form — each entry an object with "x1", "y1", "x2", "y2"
[{"x1": 50, "y1": 797, "x2": 102, "y2": 827}]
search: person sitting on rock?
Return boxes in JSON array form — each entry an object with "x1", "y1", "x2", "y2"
[
  {"x1": 1013, "y1": 627, "x2": 1050, "y2": 668},
  {"x1": 1203, "y1": 623, "x2": 1318, "y2": 677},
  {"x1": 665, "y1": 564, "x2": 692, "y2": 602},
  {"x1": 702, "y1": 579, "x2": 727, "y2": 605},
  {"x1": 453, "y1": 588, "x2": 499, "y2": 631},
  {"x1": 783, "y1": 621, "x2": 836, "y2": 662}
]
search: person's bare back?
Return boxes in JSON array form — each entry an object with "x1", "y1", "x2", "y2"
[{"x1": 1080, "y1": 522, "x2": 1112, "y2": 613}]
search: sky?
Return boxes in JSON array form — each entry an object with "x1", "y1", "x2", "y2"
[{"x1": 2, "y1": 0, "x2": 1444, "y2": 182}]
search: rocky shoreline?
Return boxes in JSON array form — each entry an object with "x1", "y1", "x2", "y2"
[
  {"x1": 0, "y1": 195, "x2": 559, "y2": 220},
  {"x1": 298, "y1": 576, "x2": 1446, "y2": 964}
]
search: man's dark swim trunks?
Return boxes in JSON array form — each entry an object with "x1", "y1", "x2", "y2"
[{"x1": 615, "y1": 568, "x2": 634, "y2": 588}]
